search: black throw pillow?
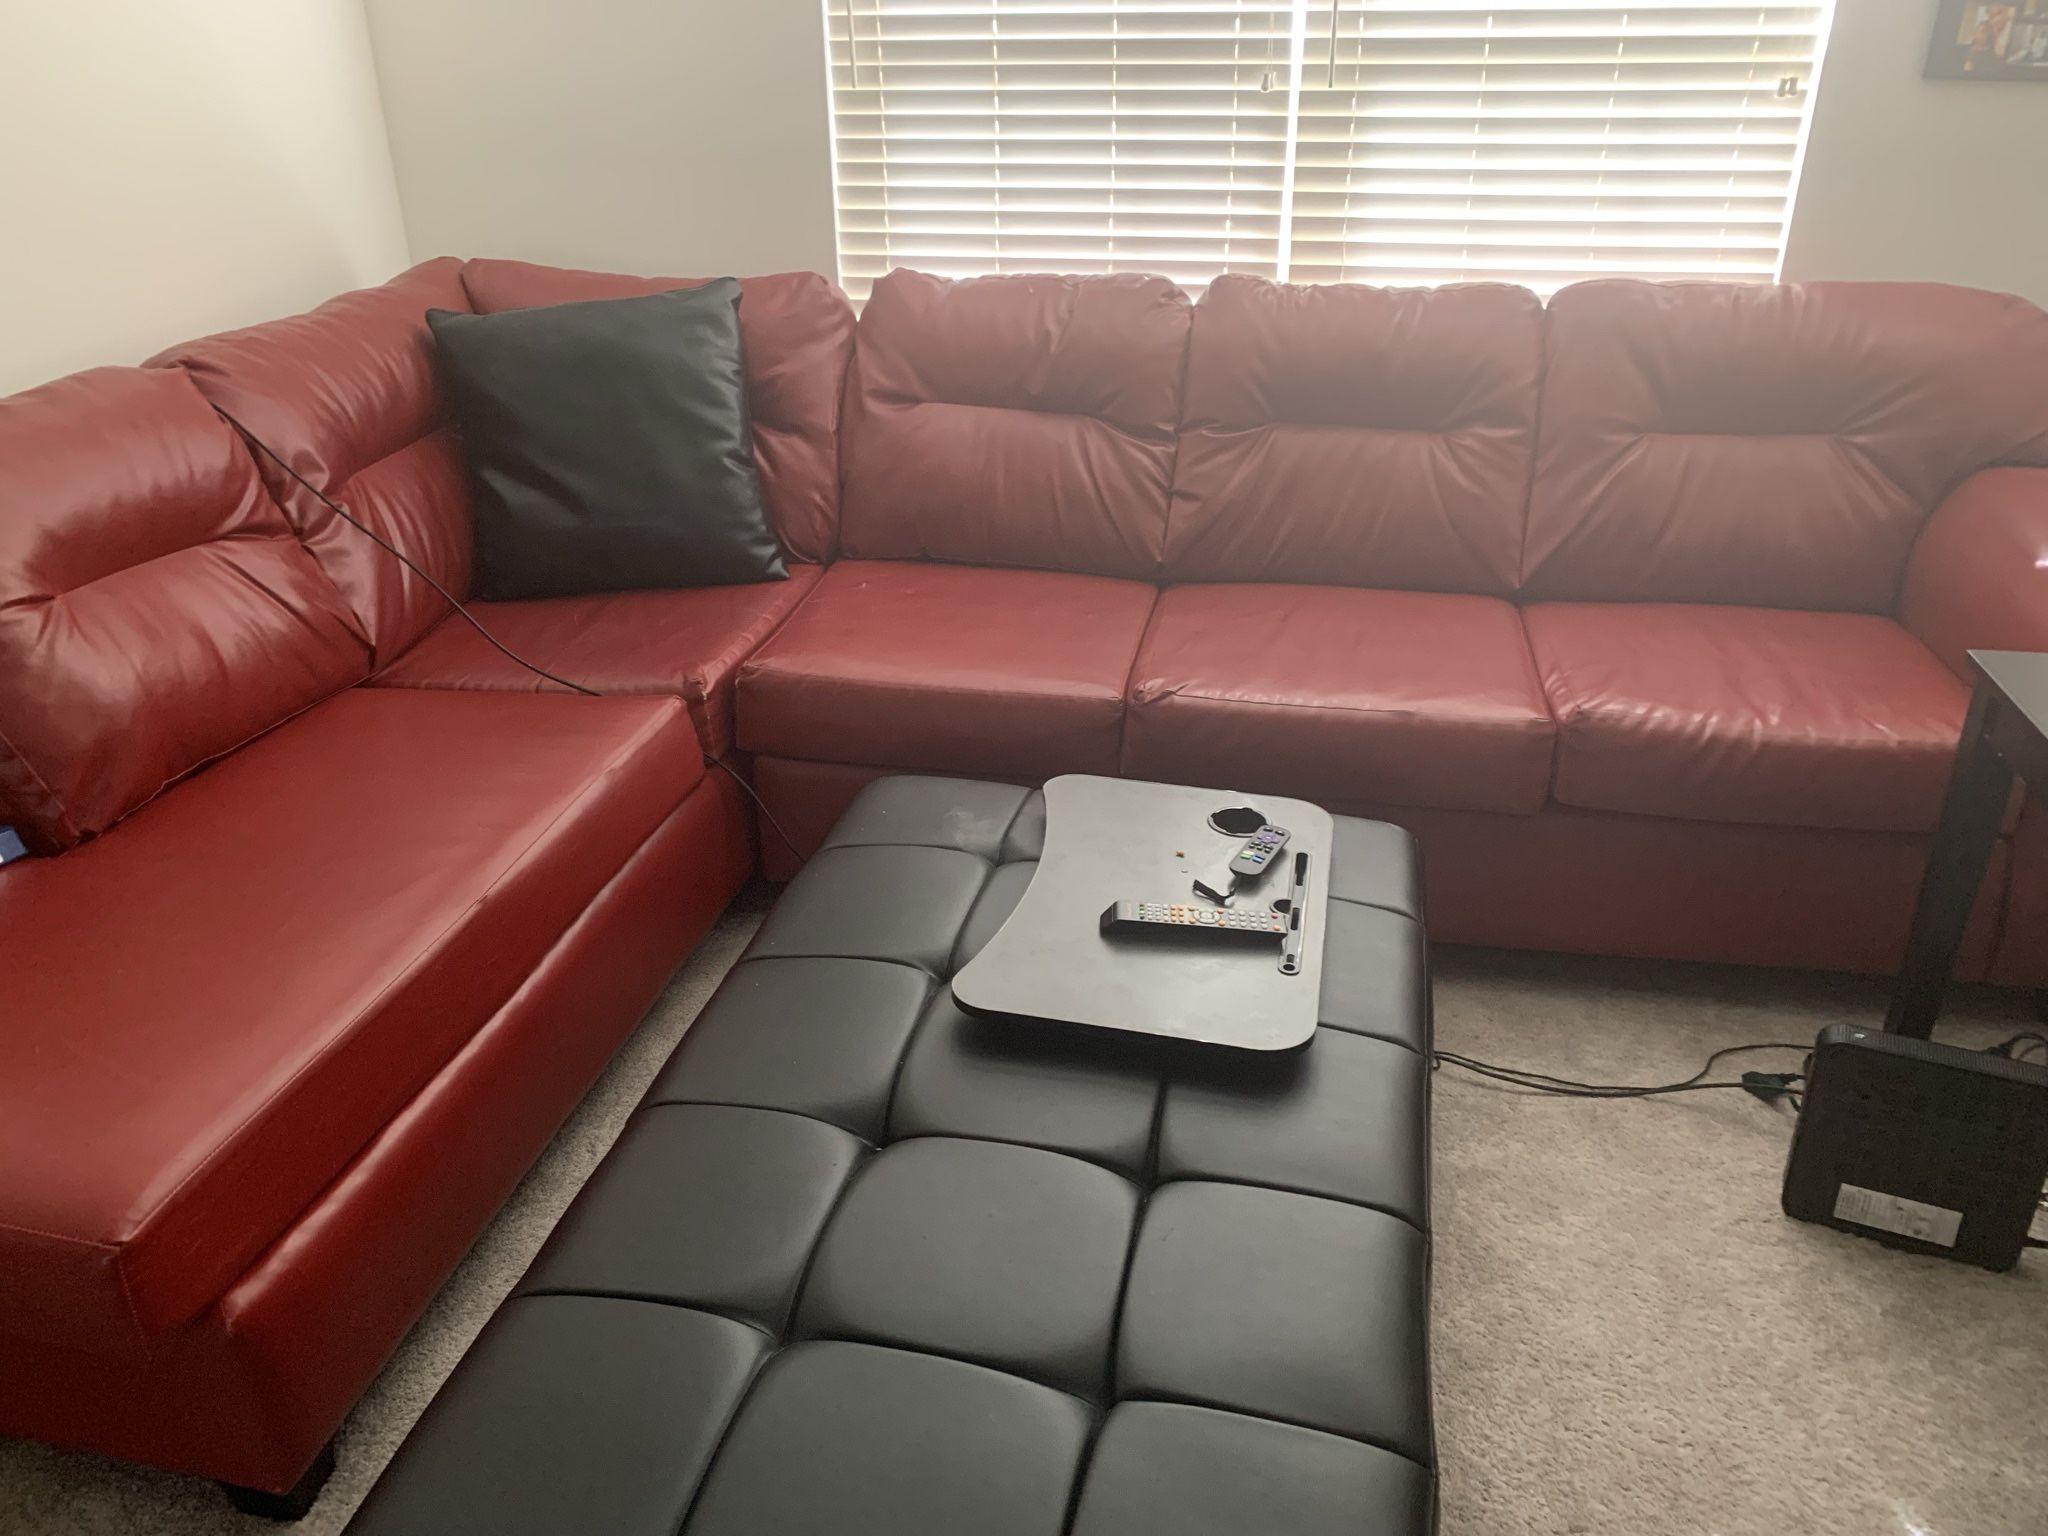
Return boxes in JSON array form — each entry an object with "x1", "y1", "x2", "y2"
[{"x1": 426, "y1": 280, "x2": 786, "y2": 600}]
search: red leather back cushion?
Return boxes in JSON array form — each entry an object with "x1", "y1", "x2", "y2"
[
  {"x1": 1525, "y1": 280, "x2": 2048, "y2": 609},
  {"x1": 0, "y1": 368, "x2": 370, "y2": 851},
  {"x1": 153, "y1": 259, "x2": 475, "y2": 664},
  {"x1": 460, "y1": 259, "x2": 856, "y2": 563},
  {"x1": 1167, "y1": 275, "x2": 1540, "y2": 593},
  {"x1": 839, "y1": 269, "x2": 1192, "y2": 579}
]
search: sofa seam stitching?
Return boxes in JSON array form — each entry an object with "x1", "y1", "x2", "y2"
[
  {"x1": 1514, "y1": 296, "x2": 1550, "y2": 593},
  {"x1": 0, "y1": 720, "x2": 79, "y2": 846},
  {"x1": 0, "y1": 1217, "x2": 121, "y2": 1250},
  {"x1": 1142, "y1": 682, "x2": 1555, "y2": 729},
  {"x1": 1115, "y1": 586, "x2": 1170, "y2": 769},
  {"x1": 0, "y1": 1220, "x2": 148, "y2": 1354}
]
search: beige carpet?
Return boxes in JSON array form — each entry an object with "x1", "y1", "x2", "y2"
[{"x1": 3, "y1": 904, "x2": 2043, "y2": 1536}]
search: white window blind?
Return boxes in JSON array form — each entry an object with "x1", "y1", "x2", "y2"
[
  {"x1": 1290, "y1": 4, "x2": 1833, "y2": 288},
  {"x1": 823, "y1": 2, "x2": 1833, "y2": 300},
  {"x1": 826, "y1": 2, "x2": 1302, "y2": 299}
]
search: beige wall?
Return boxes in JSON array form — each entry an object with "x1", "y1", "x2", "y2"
[
  {"x1": 1784, "y1": 1, "x2": 2048, "y2": 304},
  {"x1": 0, "y1": 0, "x2": 410, "y2": 395},
  {"x1": 363, "y1": 0, "x2": 836, "y2": 280},
  {"x1": 365, "y1": 3, "x2": 2041, "y2": 307},
  {"x1": 8, "y1": 0, "x2": 2031, "y2": 400}
]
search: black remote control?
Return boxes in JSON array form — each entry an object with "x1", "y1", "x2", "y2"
[
  {"x1": 1227, "y1": 824, "x2": 1290, "y2": 880},
  {"x1": 1101, "y1": 901, "x2": 1287, "y2": 942}
]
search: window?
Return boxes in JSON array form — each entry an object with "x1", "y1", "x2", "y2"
[{"x1": 822, "y1": 2, "x2": 1835, "y2": 300}]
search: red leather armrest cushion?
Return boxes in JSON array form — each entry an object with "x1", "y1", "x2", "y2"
[{"x1": 1901, "y1": 467, "x2": 2048, "y2": 679}]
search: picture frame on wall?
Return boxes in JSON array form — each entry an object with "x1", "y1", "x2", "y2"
[{"x1": 1928, "y1": 1, "x2": 2048, "y2": 78}]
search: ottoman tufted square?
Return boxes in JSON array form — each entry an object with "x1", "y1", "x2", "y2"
[
  {"x1": 795, "y1": 1136, "x2": 1140, "y2": 1395},
  {"x1": 515, "y1": 1104, "x2": 866, "y2": 1331},
  {"x1": 642, "y1": 956, "x2": 931, "y2": 1139},
  {"x1": 1158, "y1": 1027, "x2": 1430, "y2": 1222},
  {"x1": 343, "y1": 1296, "x2": 767, "y2": 1535},
  {"x1": 1070, "y1": 1401, "x2": 1436, "y2": 1536},
  {"x1": 684, "y1": 1342, "x2": 1093, "y2": 1536},
  {"x1": 888, "y1": 995, "x2": 1163, "y2": 1175},
  {"x1": 749, "y1": 843, "x2": 990, "y2": 972},
  {"x1": 1117, "y1": 1180, "x2": 1433, "y2": 1464}
]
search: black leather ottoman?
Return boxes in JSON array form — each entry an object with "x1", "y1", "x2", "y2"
[{"x1": 345, "y1": 776, "x2": 1435, "y2": 1536}]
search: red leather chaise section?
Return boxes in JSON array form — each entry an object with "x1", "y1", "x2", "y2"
[
  {"x1": 0, "y1": 368, "x2": 369, "y2": 852},
  {"x1": 0, "y1": 769, "x2": 754, "y2": 1496},
  {"x1": 1124, "y1": 584, "x2": 1554, "y2": 816},
  {"x1": 153, "y1": 258, "x2": 476, "y2": 665},
  {"x1": 0, "y1": 689, "x2": 701, "y2": 1357},
  {"x1": 1525, "y1": 603, "x2": 1971, "y2": 833},
  {"x1": 739, "y1": 560, "x2": 1157, "y2": 779}
]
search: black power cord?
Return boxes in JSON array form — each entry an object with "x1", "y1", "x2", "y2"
[
  {"x1": 215, "y1": 407, "x2": 804, "y2": 860},
  {"x1": 1438, "y1": 1040, "x2": 2048, "y2": 1254},
  {"x1": 1430, "y1": 1042, "x2": 1811, "y2": 1107}
]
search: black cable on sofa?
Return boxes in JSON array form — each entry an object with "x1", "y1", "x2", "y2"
[{"x1": 214, "y1": 406, "x2": 806, "y2": 860}]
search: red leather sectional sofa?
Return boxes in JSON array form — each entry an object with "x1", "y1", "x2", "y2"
[{"x1": 1, "y1": 256, "x2": 2045, "y2": 1503}]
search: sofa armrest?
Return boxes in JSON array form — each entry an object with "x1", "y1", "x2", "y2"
[{"x1": 1901, "y1": 467, "x2": 2048, "y2": 680}]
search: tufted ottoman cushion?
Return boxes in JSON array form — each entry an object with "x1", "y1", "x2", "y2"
[{"x1": 345, "y1": 775, "x2": 1436, "y2": 1536}]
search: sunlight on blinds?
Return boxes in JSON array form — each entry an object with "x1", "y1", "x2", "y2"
[
  {"x1": 1289, "y1": 3, "x2": 1833, "y2": 289},
  {"x1": 823, "y1": 2, "x2": 1834, "y2": 299},
  {"x1": 826, "y1": 2, "x2": 1301, "y2": 299}
]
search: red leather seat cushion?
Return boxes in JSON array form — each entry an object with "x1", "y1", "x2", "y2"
[
  {"x1": 154, "y1": 259, "x2": 477, "y2": 664},
  {"x1": 737, "y1": 560, "x2": 1157, "y2": 777},
  {"x1": 839, "y1": 270, "x2": 1191, "y2": 578},
  {"x1": 369, "y1": 564, "x2": 823, "y2": 757},
  {"x1": 1524, "y1": 280, "x2": 2048, "y2": 608},
  {"x1": 0, "y1": 688, "x2": 700, "y2": 1356},
  {"x1": 1167, "y1": 275, "x2": 1540, "y2": 595},
  {"x1": 0, "y1": 367, "x2": 369, "y2": 853},
  {"x1": 1525, "y1": 603, "x2": 1970, "y2": 833},
  {"x1": 1123, "y1": 585, "x2": 1555, "y2": 815},
  {"x1": 459, "y1": 260, "x2": 856, "y2": 563}
]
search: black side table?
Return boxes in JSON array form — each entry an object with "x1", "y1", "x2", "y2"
[{"x1": 1888, "y1": 650, "x2": 2048, "y2": 1037}]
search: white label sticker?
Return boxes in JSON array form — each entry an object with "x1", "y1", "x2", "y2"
[{"x1": 1832, "y1": 1183, "x2": 1962, "y2": 1247}]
